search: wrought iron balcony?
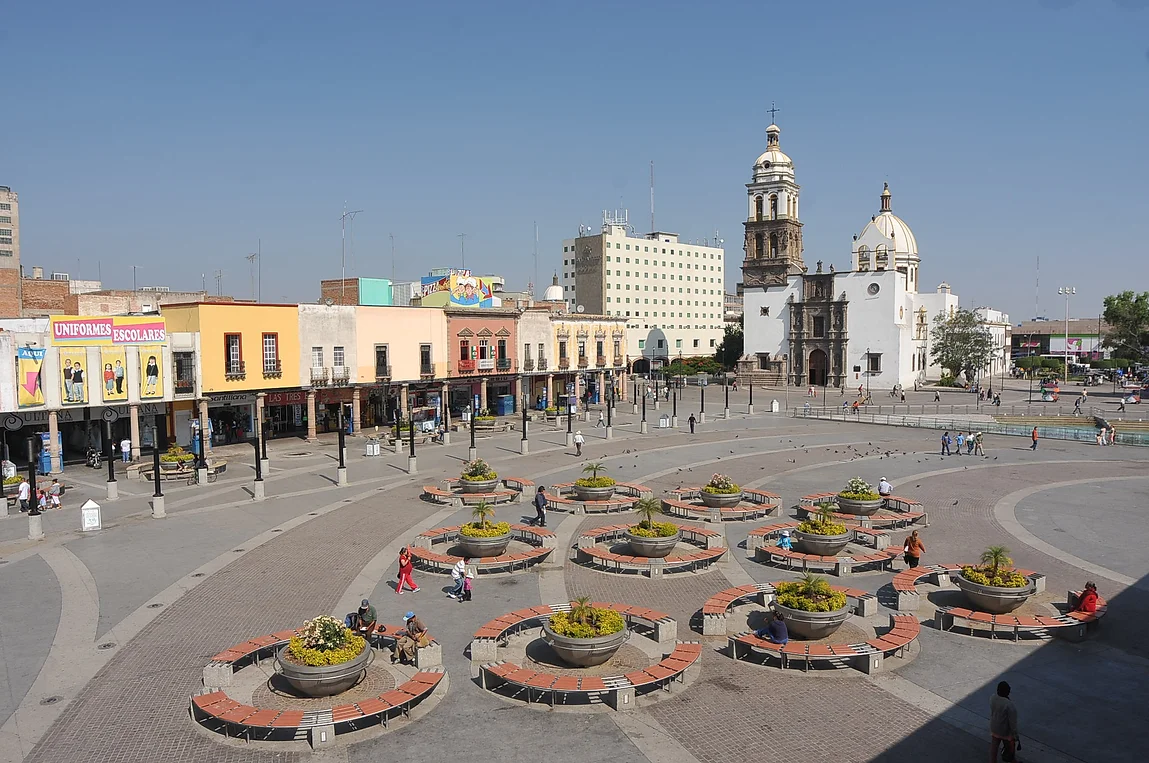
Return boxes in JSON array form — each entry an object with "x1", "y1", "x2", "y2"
[
  {"x1": 310, "y1": 366, "x2": 328, "y2": 385},
  {"x1": 225, "y1": 360, "x2": 246, "y2": 380},
  {"x1": 496, "y1": 358, "x2": 512, "y2": 371},
  {"x1": 595, "y1": 355, "x2": 607, "y2": 367},
  {"x1": 331, "y1": 366, "x2": 350, "y2": 386},
  {"x1": 262, "y1": 359, "x2": 282, "y2": 377},
  {"x1": 578, "y1": 356, "x2": 589, "y2": 368},
  {"x1": 537, "y1": 358, "x2": 548, "y2": 371},
  {"x1": 375, "y1": 364, "x2": 392, "y2": 381},
  {"x1": 558, "y1": 357, "x2": 570, "y2": 370},
  {"x1": 522, "y1": 358, "x2": 535, "y2": 372}
]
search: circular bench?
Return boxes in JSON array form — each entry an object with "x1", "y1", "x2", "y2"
[
  {"x1": 194, "y1": 626, "x2": 444, "y2": 747},
  {"x1": 574, "y1": 523, "x2": 727, "y2": 578},
  {"x1": 421, "y1": 477, "x2": 534, "y2": 507},
  {"x1": 798, "y1": 493, "x2": 928, "y2": 529},
  {"x1": 747, "y1": 521, "x2": 899, "y2": 576},
  {"x1": 470, "y1": 602, "x2": 698, "y2": 710},
  {"x1": 891, "y1": 563, "x2": 1048, "y2": 612},
  {"x1": 661, "y1": 488, "x2": 780, "y2": 523},
  {"x1": 410, "y1": 524, "x2": 555, "y2": 575},
  {"x1": 544, "y1": 481, "x2": 652, "y2": 515},
  {"x1": 706, "y1": 583, "x2": 915, "y2": 674}
]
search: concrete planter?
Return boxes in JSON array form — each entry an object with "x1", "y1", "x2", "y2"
[
  {"x1": 572, "y1": 483, "x2": 616, "y2": 501},
  {"x1": 792, "y1": 529, "x2": 851, "y2": 556},
  {"x1": 956, "y1": 575, "x2": 1036, "y2": 614},
  {"x1": 774, "y1": 603, "x2": 850, "y2": 640},
  {"x1": 625, "y1": 528, "x2": 681, "y2": 558},
  {"x1": 542, "y1": 621, "x2": 628, "y2": 667},
  {"x1": 459, "y1": 477, "x2": 500, "y2": 494},
  {"x1": 699, "y1": 490, "x2": 742, "y2": 508},
  {"x1": 456, "y1": 530, "x2": 512, "y2": 558},
  {"x1": 835, "y1": 495, "x2": 883, "y2": 516},
  {"x1": 276, "y1": 642, "x2": 371, "y2": 697}
]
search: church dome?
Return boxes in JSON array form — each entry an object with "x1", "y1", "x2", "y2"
[
  {"x1": 856, "y1": 183, "x2": 918, "y2": 257},
  {"x1": 752, "y1": 124, "x2": 795, "y2": 181},
  {"x1": 543, "y1": 273, "x2": 564, "y2": 302}
]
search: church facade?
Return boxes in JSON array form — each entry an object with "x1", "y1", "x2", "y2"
[{"x1": 736, "y1": 123, "x2": 963, "y2": 392}]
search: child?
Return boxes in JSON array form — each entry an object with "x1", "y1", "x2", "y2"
[
  {"x1": 38, "y1": 489, "x2": 50, "y2": 513},
  {"x1": 49, "y1": 478, "x2": 62, "y2": 509},
  {"x1": 776, "y1": 530, "x2": 792, "y2": 551},
  {"x1": 460, "y1": 571, "x2": 474, "y2": 602}
]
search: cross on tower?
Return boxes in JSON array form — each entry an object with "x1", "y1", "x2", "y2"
[{"x1": 767, "y1": 101, "x2": 780, "y2": 125}]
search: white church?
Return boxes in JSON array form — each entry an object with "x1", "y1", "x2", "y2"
[{"x1": 737, "y1": 121, "x2": 977, "y2": 392}]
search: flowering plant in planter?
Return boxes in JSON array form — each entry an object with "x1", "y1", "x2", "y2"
[
  {"x1": 460, "y1": 458, "x2": 498, "y2": 482},
  {"x1": 775, "y1": 573, "x2": 848, "y2": 613},
  {"x1": 628, "y1": 497, "x2": 678, "y2": 538},
  {"x1": 459, "y1": 502, "x2": 511, "y2": 538},
  {"x1": 838, "y1": 477, "x2": 880, "y2": 501},
  {"x1": 575, "y1": 461, "x2": 616, "y2": 488},
  {"x1": 701, "y1": 473, "x2": 741, "y2": 495},
  {"x1": 548, "y1": 596, "x2": 626, "y2": 638},
  {"x1": 286, "y1": 615, "x2": 367, "y2": 667},
  {"x1": 961, "y1": 545, "x2": 1028, "y2": 588},
  {"x1": 798, "y1": 503, "x2": 848, "y2": 536},
  {"x1": 159, "y1": 445, "x2": 196, "y2": 463}
]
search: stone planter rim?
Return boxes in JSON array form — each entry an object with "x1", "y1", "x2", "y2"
[
  {"x1": 624, "y1": 527, "x2": 682, "y2": 558},
  {"x1": 458, "y1": 476, "x2": 500, "y2": 494},
  {"x1": 791, "y1": 529, "x2": 851, "y2": 556},
  {"x1": 955, "y1": 573, "x2": 1037, "y2": 614},
  {"x1": 275, "y1": 641, "x2": 372, "y2": 697},
  {"x1": 572, "y1": 482, "x2": 617, "y2": 501},
  {"x1": 699, "y1": 489, "x2": 743, "y2": 508},
  {"x1": 541, "y1": 620, "x2": 629, "y2": 667},
  {"x1": 772, "y1": 601, "x2": 851, "y2": 640},
  {"x1": 834, "y1": 495, "x2": 883, "y2": 516},
  {"x1": 456, "y1": 529, "x2": 513, "y2": 558}
]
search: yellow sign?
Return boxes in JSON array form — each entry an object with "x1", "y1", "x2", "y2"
[
  {"x1": 16, "y1": 348, "x2": 46, "y2": 408},
  {"x1": 50, "y1": 315, "x2": 167, "y2": 346},
  {"x1": 100, "y1": 347, "x2": 128, "y2": 402},
  {"x1": 139, "y1": 346, "x2": 164, "y2": 398},
  {"x1": 60, "y1": 348, "x2": 89, "y2": 405}
]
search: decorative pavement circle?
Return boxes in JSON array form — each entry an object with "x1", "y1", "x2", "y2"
[{"x1": 573, "y1": 522, "x2": 726, "y2": 578}]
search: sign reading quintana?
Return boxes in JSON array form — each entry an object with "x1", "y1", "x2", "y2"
[{"x1": 50, "y1": 316, "x2": 167, "y2": 346}]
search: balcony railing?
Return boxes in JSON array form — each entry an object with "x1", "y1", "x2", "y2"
[
  {"x1": 558, "y1": 357, "x2": 570, "y2": 370},
  {"x1": 310, "y1": 366, "x2": 328, "y2": 385},
  {"x1": 522, "y1": 358, "x2": 535, "y2": 372},
  {"x1": 174, "y1": 377, "x2": 196, "y2": 395},
  {"x1": 263, "y1": 358, "x2": 282, "y2": 377},
  {"x1": 331, "y1": 366, "x2": 350, "y2": 386},
  {"x1": 496, "y1": 358, "x2": 512, "y2": 371},
  {"x1": 537, "y1": 358, "x2": 548, "y2": 371},
  {"x1": 458, "y1": 359, "x2": 476, "y2": 372},
  {"x1": 375, "y1": 364, "x2": 392, "y2": 381},
  {"x1": 420, "y1": 365, "x2": 435, "y2": 378},
  {"x1": 577, "y1": 356, "x2": 589, "y2": 368},
  {"x1": 225, "y1": 360, "x2": 246, "y2": 380},
  {"x1": 595, "y1": 355, "x2": 607, "y2": 367},
  {"x1": 613, "y1": 355, "x2": 624, "y2": 367}
]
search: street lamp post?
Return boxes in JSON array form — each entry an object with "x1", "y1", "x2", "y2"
[
  {"x1": 605, "y1": 372, "x2": 614, "y2": 440},
  {"x1": 1059, "y1": 286, "x2": 1075, "y2": 383},
  {"x1": 632, "y1": 377, "x2": 639, "y2": 414},
  {"x1": 724, "y1": 376, "x2": 730, "y2": 419},
  {"x1": 408, "y1": 416, "x2": 417, "y2": 474},
  {"x1": 748, "y1": 379, "x2": 755, "y2": 415},
  {"x1": 104, "y1": 420, "x2": 117, "y2": 500},
  {"x1": 641, "y1": 391, "x2": 648, "y2": 434},
  {"x1": 699, "y1": 383, "x2": 706, "y2": 423},
  {"x1": 671, "y1": 383, "x2": 678, "y2": 427},
  {"x1": 521, "y1": 383, "x2": 529, "y2": 454},
  {"x1": 565, "y1": 392, "x2": 574, "y2": 446},
  {"x1": 151, "y1": 420, "x2": 166, "y2": 516},
  {"x1": 252, "y1": 424, "x2": 265, "y2": 501},
  {"x1": 469, "y1": 398, "x2": 478, "y2": 462}
]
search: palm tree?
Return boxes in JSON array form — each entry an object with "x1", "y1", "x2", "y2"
[
  {"x1": 798, "y1": 572, "x2": 833, "y2": 602},
  {"x1": 582, "y1": 461, "x2": 606, "y2": 480},
  {"x1": 570, "y1": 595, "x2": 593, "y2": 626},
  {"x1": 815, "y1": 502, "x2": 836, "y2": 527},
  {"x1": 980, "y1": 545, "x2": 1012, "y2": 578},
  {"x1": 632, "y1": 497, "x2": 663, "y2": 528},
  {"x1": 470, "y1": 501, "x2": 495, "y2": 530}
]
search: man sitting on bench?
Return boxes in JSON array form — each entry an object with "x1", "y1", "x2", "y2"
[
  {"x1": 345, "y1": 599, "x2": 377, "y2": 636},
  {"x1": 393, "y1": 611, "x2": 429, "y2": 664},
  {"x1": 755, "y1": 610, "x2": 789, "y2": 645}
]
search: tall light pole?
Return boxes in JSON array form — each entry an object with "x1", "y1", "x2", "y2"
[
  {"x1": 458, "y1": 233, "x2": 468, "y2": 270},
  {"x1": 1058, "y1": 287, "x2": 1075, "y2": 380},
  {"x1": 340, "y1": 206, "x2": 363, "y2": 304}
]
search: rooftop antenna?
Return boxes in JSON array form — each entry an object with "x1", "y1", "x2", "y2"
[
  {"x1": 458, "y1": 233, "x2": 468, "y2": 270},
  {"x1": 214, "y1": 269, "x2": 224, "y2": 297},
  {"x1": 649, "y1": 161, "x2": 655, "y2": 233},
  {"x1": 245, "y1": 252, "x2": 258, "y2": 301},
  {"x1": 339, "y1": 204, "x2": 363, "y2": 303}
]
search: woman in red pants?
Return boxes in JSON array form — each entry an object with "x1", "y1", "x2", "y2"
[{"x1": 396, "y1": 547, "x2": 419, "y2": 594}]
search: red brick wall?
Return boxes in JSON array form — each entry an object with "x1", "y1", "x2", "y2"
[
  {"x1": 0, "y1": 269, "x2": 20, "y2": 318},
  {"x1": 20, "y1": 278, "x2": 69, "y2": 316},
  {"x1": 320, "y1": 279, "x2": 359, "y2": 306}
]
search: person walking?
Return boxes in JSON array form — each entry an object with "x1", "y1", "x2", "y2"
[
  {"x1": 1030, "y1": 426, "x2": 1039, "y2": 451},
  {"x1": 396, "y1": 547, "x2": 419, "y2": 594},
  {"x1": 903, "y1": 530, "x2": 925, "y2": 568},
  {"x1": 967, "y1": 431, "x2": 976, "y2": 455},
  {"x1": 955, "y1": 431, "x2": 965, "y2": 455},
  {"x1": 596, "y1": 410, "x2": 605, "y2": 428},
  {"x1": 447, "y1": 558, "x2": 467, "y2": 599},
  {"x1": 901, "y1": 390, "x2": 906, "y2": 403},
  {"x1": 533, "y1": 486, "x2": 548, "y2": 527},
  {"x1": 1073, "y1": 396, "x2": 1083, "y2": 416},
  {"x1": 17, "y1": 476, "x2": 30, "y2": 513},
  {"x1": 989, "y1": 681, "x2": 1020, "y2": 762},
  {"x1": 573, "y1": 430, "x2": 585, "y2": 456},
  {"x1": 941, "y1": 431, "x2": 951, "y2": 456},
  {"x1": 688, "y1": 414, "x2": 696, "y2": 434},
  {"x1": 934, "y1": 390, "x2": 941, "y2": 402},
  {"x1": 459, "y1": 571, "x2": 474, "y2": 603},
  {"x1": 974, "y1": 431, "x2": 985, "y2": 456},
  {"x1": 49, "y1": 478, "x2": 62, "y2": 509}
]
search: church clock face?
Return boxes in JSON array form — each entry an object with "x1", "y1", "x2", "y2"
[{"x1": 867, "y1": 283, "x2": 880, "y2": 295}]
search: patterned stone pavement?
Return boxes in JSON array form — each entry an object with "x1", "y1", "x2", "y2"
[{"x1": 4, "y1": 411, "x2": 1146, "y2": 763}]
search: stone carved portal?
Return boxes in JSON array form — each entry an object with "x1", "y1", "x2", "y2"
[{"x1": 808, "y1": 349, "x2": 829, "y2": 387}]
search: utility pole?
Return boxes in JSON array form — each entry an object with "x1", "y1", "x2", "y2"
[
  {"x1": 340, "y1": 205, "x2": 363, "y2": 304},
  {"x1": 245, "y1": 252, "x2": 258, "y2": 301},
  {"x1": 458, "y1": 233, "x2": 467, "y2": 270},
  {"x1": 390, "y1": 233, "x2": 396, "y2": 283},
  {"x1": 214, "y1": 270, "x2": 224, "y2": 296},
  {"x1": 131, "y1": 265, "x2": 140, "y2": 292}
]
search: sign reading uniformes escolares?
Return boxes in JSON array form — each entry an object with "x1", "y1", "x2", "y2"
[{"x1": 50, "y1": 316, "x2": 167, "y2": 346}]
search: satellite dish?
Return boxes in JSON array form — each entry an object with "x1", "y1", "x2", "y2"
[
  {"x1": 325, "y1": 297, "x2": 335, "y2": 306},
  {"x1": 576, "y1": 305, "x2": 585, "y2": 313}
]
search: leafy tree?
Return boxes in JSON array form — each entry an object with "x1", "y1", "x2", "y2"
[
  {"x1": 929, "y1": 309, "x2": 994, "y2": 383},
  {"x1": 664, "y1": 356, "x2": 723, "y2": 377},
  {"x1": 1102, "y1": 291, "x2": 1149, "y2": 360},
  {"x1": 714, "y1": 317, "x2": 744, "y2": 370}
]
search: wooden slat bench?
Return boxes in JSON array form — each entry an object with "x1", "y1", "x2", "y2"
[
  {"x1": 729, "y1": 613, "x2": 919, "y2": 674},
  {"x1": 662, "y1": 489, "x2": 777, "y2": 522},
  {"x1": 701, "y1": 582, "x2": 878, "y2": 636},
  {"x1": 575, "y1": 523, "x2": 727, "y2": 578},
  {"x1": 893, "y1": 564, "x2": 1046, "y2": 611},
  {"x1": 410, "y1": 523, "x2": 555, "y2": 575},
  {"x1": 797, "y1": 493, "x2": 928, "y2": 529},
  {"x1": 746, "y1": 521, "x2": 898, "y2": 575},
  {"x1": 935, "y1": 590, "x2": 1107, "y2": 641}
]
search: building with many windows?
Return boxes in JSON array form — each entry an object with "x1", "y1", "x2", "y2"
[
  {"x1": 0, "y1": 186, "x2": 20, "y2": 317},
  {"x1": 560, "y1": 211, "x2": 726, "y2": 372}
]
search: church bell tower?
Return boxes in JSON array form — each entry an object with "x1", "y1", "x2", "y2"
[{"x1": 741, "y1": 121, "x2": 805, "y2": 288}]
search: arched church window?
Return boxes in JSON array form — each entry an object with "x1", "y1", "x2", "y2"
[
  {"x1": 754, "y1": 196, "x2": 763, "y2": 221},
  {"x1": 858, "y1": 246, "x2": 870, "y2": 271},
  {"x1": 875, "y1": 244, "x2": 888, "y2": 271},
  {"x1": 770, "y1": 234, "x2": 779, "y2": 258},
  {"x1": 755, "y1": 233, "x2": 764, "y2": 259},
  {"x1": 770, "y1": 195, "x2": 778, "y2": 220}
]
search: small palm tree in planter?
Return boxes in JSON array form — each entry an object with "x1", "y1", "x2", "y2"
[
  {"x1": 543, "y1": 595, "x2": 629, "y2": 667},
  {"x1": 458, "y1": 458, "x2": 499, "y2": 494},
  {"x1": 835, "y1": 477, "x2": 883, "y2": 516},
  {"x1": 699, "y1": 473, "x2": 742, "y2": 508},
  {"x1": 457, "y1": 501, "x2": 512, "y2": 557},
  {"x1": 572, "y1": 460, "x2": 617, "y2": 501},
  {"x1": 276, "y1": 615, "x2": 370, "y2": 697},
  {"x1": 624, "y1": 497, "x2": 681, "y2": 558},
  {"x1": 772, "y1": 573, "x2": 850, "y2": 639},
  {"x1": 792, "y1": 503, "x2": 851, "y2": 556},
  {"x1": 957, "y1": 544, "x2": 1035, "y2": 614}
]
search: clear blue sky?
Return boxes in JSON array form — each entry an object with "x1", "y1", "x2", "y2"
[{"x1": 4, "y1": 0, "x2": 1147, "y2": 321}]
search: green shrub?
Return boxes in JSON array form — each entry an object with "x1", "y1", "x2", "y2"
[
  {"x1": 775, "y1": 574, "x2": 848, "y2": 612},
  {"x1": 474, "y1": 415, "x2": 496, "y2": 422},
  {"x1": 549, "y1": 597, "x2": 626, "y2": 638},
  {"x1": 628, "y1": 520, "x2": 678, "y2": 538},
  {"x1": 701, "y1": 473, "x2": 740, "y2": 494},
  {"x1": 798, "y1": 504, "x2": 847, "y2": 535},
  {"x1": 459, "y1": 520, "x2": 511, "y2": 538},
  {"x1": 936, "y1": 375, "x2": 962, "y2": 387},
  {"x1": 575, "y1": 476, "x2": 617, "y2": 488},
  {"x1": 160, "y1": 445, "x2": 195, "y2": 463},
  {"x1": 460, "y1": 458, "x2": 497, "y2": 481},
  {"x1": 960, "y1": 566, "x2": 1028, "y2": 588},
  {"x1": 544, "y1": 406, "x2": 559, "y2": 415},
  {"x1": 285, "y1": 616, "x2": 366, "y2": 666}
]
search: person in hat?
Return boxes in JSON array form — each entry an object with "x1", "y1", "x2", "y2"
[
  {"x1": 345, "y1": 599, "x2": 377, "y2": 635},
  {"x1": 393, "y1": 611, "x2": 429, "y2": 664},
  {"x1": 974, "y1": 431, "x2": 985, "y2": 456},
  {"x1": 877, "y1": 477, "x2": 893, "y2": 497},
  {"x1": 573, "y1": 430, "x2": 585, "y2": 456},
  {"x1": 775, "y1": 530, "x2": 792, "y2": 551}
]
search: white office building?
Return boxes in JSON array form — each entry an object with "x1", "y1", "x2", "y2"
[{"x1": 560, "y1": 211, "x2": 726, "y2": 373}]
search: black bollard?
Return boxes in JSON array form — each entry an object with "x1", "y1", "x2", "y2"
[
  {"x1": 27, "y1": 437, "x2": 39, "y2": 515},
  {"x1": 104, "y1": 420, "x2": 116, "y2": 484}
]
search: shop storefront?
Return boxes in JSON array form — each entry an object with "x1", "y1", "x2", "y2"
[
  {"x1": 206, "y1": 393, "x2": 256, "y2": 444},
  {"x1": 2, "y1": 403, "x2": 170, "y2": 468},
  {"x1": 265, "y1": 390, "x2": 307, "y2": 438},
  {"x1": 316, "y1": 388, "x2": 353, "y2": 434}
]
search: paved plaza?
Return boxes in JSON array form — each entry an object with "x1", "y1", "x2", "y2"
[{"x1": 0, "y1": 383, "x2": 1145, "y2": 763}]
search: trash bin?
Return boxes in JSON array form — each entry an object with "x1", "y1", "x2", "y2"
[
  {"x1": 365, "y1": 438, "x2": 381, "y2": 457},
  {"x1": 770, "y1": 399, "x2": 780, "y2": 413},
  {"x1": 658, "y1": 414, "x2": 671, "y2": 428}
]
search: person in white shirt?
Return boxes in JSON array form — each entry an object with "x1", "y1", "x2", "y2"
[
  {"x1": 878, "y1": 477, "x2": 893, "y2": 497},
  {"x1": 573, "y1": 431, "x2": 585, "y2": 456},
  {"x1": 17, "y1": 477, "x2": 31, "y2": 513},
  {"x1": 120, "y1": 437, "x2": 132, "y2": 463},
  {"x1": 447, "y1": 558, "x2": 468, "y2": 599}
]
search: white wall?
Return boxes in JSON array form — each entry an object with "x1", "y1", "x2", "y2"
[
  {"x1": 298, "y1": 305, "x2": 358, "y2": 385},
  {"x1": 742, "y1": 280, "x2": 800, "y2": 360},
  {"x1": 839, "y1": 270, "x2": 907, "y2": 389}
]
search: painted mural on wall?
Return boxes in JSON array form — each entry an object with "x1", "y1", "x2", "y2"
[
  {"x1": 16, "y1": 347, "x2": 46, "y2": 408},
  {"x1": 140, "y1": 346, "x2": 164, "y2": 398},
  {"x1": 420, "y1": 271, "x2": 494, "y2": 307},
  {"x1": 59, "y1": 348, "x2": 88, "y2": 405},
  {"x1": 101, "y1": 347, "x2": 128, "y2": 402}
]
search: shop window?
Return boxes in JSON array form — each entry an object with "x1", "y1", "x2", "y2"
[{"x1": 420, "y1": 344, "x2": 433, "y2": 375}]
